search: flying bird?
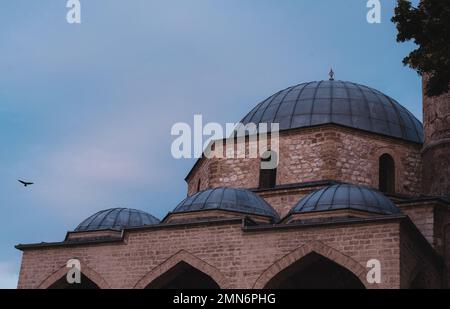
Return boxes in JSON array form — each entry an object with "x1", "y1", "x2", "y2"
[{"x1": 18, "y1": 180, "x2": 34, "y2": 187}]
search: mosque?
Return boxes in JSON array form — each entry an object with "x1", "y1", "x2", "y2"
[{"x1": 16, "y1": 73, "x2": 450, "y2": 289}]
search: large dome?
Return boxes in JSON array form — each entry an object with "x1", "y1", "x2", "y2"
[
  {"x1": 290, "y1": 184, "x2": 401, "y2": 215},
  {"x1": 172, "y1": 187, "x2": 279, "y2": 220},
  {"x1": 75, "y1": 208, "x2": 160, "y2": 232},
  {"x1": 241, "y1": 80, "x2": 423, "y2": 143}
]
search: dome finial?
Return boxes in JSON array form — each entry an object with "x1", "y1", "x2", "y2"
[{"x1": 329, "y1": 68, "x2": 335, "y2": 81}]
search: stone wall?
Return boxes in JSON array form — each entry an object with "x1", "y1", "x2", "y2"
[
  {"x1": 187, "y1": 158, "x2": 212, "y2": 196},
  {"x1": 399, "y1": 201, "x2": 450, "y2": 288},
  {"x1": 256, "y1": 185, "x2": 324, "y2": 218},
  {"x1": 435, "y1": 205, "x2": 450, "y2": 286},
  {"x1": 399, "y1": 203, "x2": 436, "y2": 246},
  {"x1": 187, "y1": 125, "x2": 423, "y2": 199},
  {"x1": 18, "y1": 219, "x2": 416, "y2": 289},
  {"x1": 423, "y1": 80, "x2": 450, "y2": 144},
  {"x1": 400, "y1": 220, "x2": 442, "y2": 288},
  {"x1": 422, "y1": 144, "x2": 450, "y2": 196},
  {"x1": 422, "y1": 78, "x2": 450, "y2": 196}
]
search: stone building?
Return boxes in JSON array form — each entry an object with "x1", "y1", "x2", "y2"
[{"x1": 16, "y1": 77, "x2": 450, "y2": 289}]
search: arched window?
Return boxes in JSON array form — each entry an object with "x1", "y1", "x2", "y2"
[
  {"x1": 197, "y1": 179, "x2": 201, "y2": 192},
  {"x1": 259, "y1": 151, "x2": 277, "y2": 189},
  {"x1": 379, "y1": 154, "x2": 395, "y2": 194}
]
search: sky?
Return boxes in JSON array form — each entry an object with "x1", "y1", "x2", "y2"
[{"x1": 0, "y1": 0, "x2": 422, "y2": 288}]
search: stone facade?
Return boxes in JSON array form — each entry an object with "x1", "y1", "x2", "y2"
[
  {"x1": 15, "y1": 77, "x2": 450, "y2": 289},
  {"x1": 17, "y1": 217, "x2": 440, "y2": 289},
  {"x1": 187, "y1": 124, "x2": 423, "y2": 214}
]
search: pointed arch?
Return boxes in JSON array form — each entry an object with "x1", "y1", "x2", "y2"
[
  {"x1": 253, "y1": 241, "x2": 371, "y2": 289},
  {"x1": 37, "y1": 259, "x2": 110, "y2": 289},
  {"x1": 133, "y1": 250, "x2": 230, "y2": 289}
]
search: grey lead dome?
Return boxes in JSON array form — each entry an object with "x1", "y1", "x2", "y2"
[
  {"x1": 241, "y1": 80, "x2": 423, "y2": 144},
  {"x1": 173, "y1": 187, "x2": 279, "y2": 220},
  {"x1": 290, "y1": 184, "x2": 402, "y2": 215},
  {"x1": 75, "y1": 208, "x2": 160, "y2": 231}
]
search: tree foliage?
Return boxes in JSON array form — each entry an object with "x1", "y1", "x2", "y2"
[{"x1": 391, "y1": 0, "x2": 450, "y2": 96}]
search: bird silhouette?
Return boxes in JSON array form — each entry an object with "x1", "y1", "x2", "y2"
[{"x1": 18, "y1": 180, "x2": 34, "y2": 187}]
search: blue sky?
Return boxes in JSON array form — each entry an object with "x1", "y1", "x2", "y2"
[{"x1": 0, "y1": 0, "x2": 421, "y2": 288}]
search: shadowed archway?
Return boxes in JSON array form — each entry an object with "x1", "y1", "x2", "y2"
[
  {"x1": 410, "y1": 271, "x2": 428, "y2": 289},
  {"x1": 145, "y1": 261, "x2": 220, "y2": 289},
  {"x1": 408, "y1": 264, "x2": 441, "y2": 289},
  {"x1": 264, "y1": 252, "x2": 365, "y2": 289},
  {"x1": 134, "y1": 250, "x2": 229, "y2": 289},
  {"x1": 254, "y1": 241, "x2": 369, "y2": 289},
  {"x1": 47, "y1": 273, "x2": 99, "y2": 289},
  {"x1": 37, "y1": 260, "x2": 110, "y2": 289}
]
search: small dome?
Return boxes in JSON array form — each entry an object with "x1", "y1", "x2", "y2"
[
  {"x1": 241, "y1": 80, "x2": 423, "y2": 144},
  {"x1": 75, "y1": 208, "x2": 160, "y2": 231},
  {"x1": 173, "y1": 187, "x2": 279, "y2": 220},
  {"x1": 290, "y1": 184, "x2": 401, "y2": 215}
]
